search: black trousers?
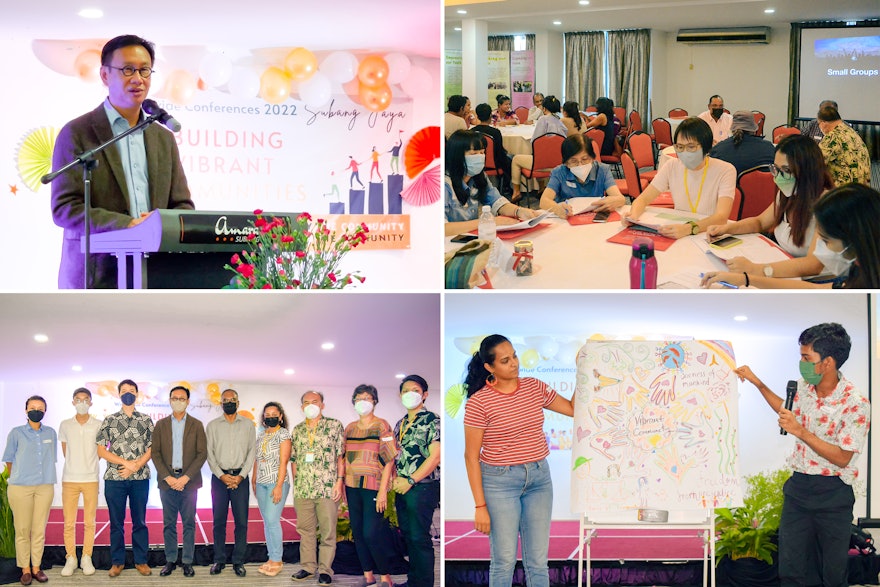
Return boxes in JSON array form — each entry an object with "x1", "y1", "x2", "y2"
[
  {"x1": 346, "y1": 486, "x2": 393, "y2": 575},
  {"x1": 211, "y1": 474, "x2": 250, "y2": 564},
  {"x1": 778, "y1": 472, "x2": 854, "y2": 587},
  {"x1": 396, "y1": 481, "x2": 440, "y2": 587}
]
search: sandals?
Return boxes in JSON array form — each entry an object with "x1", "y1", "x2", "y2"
[{"x1": 258, "y1": 562, "x2": 284, "y2": 577}]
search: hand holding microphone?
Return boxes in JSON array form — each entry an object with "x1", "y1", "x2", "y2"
[
  {"x1": 779, "y1": 380, "x2": 797, "y2": 436},
  {"x1": 142, "y1": 99, "x2": 182, "y2": 132}
]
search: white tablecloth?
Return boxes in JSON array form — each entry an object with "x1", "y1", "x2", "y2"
[
  {"x1": 658, "y1": 145, "x2": 677, "y2": 168},
  {"x1": 499, "y1": 125, "x2": 535, "y2": 156}
]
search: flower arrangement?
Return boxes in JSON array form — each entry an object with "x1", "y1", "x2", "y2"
[{"x1": 225, "y1": 209, "x2": 368, "y2": 289}]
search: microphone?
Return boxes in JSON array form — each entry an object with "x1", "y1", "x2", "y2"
[
  {"x1": 780, "y1": 380, "x2": 797, "y2": 435},
  {"x1": 142, "y1": 99, "x2": 181, "y2": 132}
]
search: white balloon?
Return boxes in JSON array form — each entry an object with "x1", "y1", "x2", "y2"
[
  {"x1": 400, "y1": 66, "x2": 432, "y2": 98},
  {"x1": 228, "y1": 67, "x2": 260, "y2": 99},
  {"x1": 199, "y1": 52, "x2": 233, "y2": 88},
  {"x1": 384, "y1": 52, "x2": 411, "y2": 85},
  {"x1": 320, "y1": 51, "x2": 357, "y2": 84},
  {"x1": 298, "y1": 71, "x2": 332, "y2": 106},
  {"x1": 539, "y1": 339, "x2": 560, "y2": 360}
]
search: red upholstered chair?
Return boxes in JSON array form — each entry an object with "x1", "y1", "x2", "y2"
[
  {"x1": 590, "y1": 140, "x2": 601, "y2": 161},
  {"x1": 586, "y1": 128, "x2": 622, "y2": 177},
  {"x1": 625, "y1": 131, "x2": 657, "y2": 181},
  {"x1": 514, "y1": 106, "x2": 529, "y2": 124},
  {"x1": 668, "y1": 108, "x2": 688, "y2": 118},
  {"x1": 628, "y1": 110, "x2": 643, "y2": 135},
  {"x1": 752, "y1": 111, "x2": 766, "y2": 137},
  {"x1": 772, "y1": 125, "x2": 801, "y2": 144},
  {"x1": 736, "y1": 165, "x2": 776, "y2": 220},
  {"x1": 729, "y1": 188, "x2": 743, "y2": 220},
  {"x1": 585, "y1": 105, "x2": 598, "y2": 114},
  {"x1": 618, "y1": 150, "x2": 650, "y2": 199},
  {"x1": 520, "y1": 133, "x2": 565, "y2": 199},
  {"x1": 613, "y1": 106, "x2": 627, "y2": 135},
  {"x1": 480, "y1": 133, "x2": 503, "y2": 187},
  {"x1": 651, "y1": 118, "x2": 673, "y2": 151}
]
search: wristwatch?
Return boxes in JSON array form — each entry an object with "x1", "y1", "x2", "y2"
[
  {"x1": 763, "y1": 265, "x2": 774, "y2": 277},
  {"x1": 406, "y1": 477, "x2": 416, "y2": 486},
  {"x1": 687, "y1": 221, "x2": 699, "y2": 235}
]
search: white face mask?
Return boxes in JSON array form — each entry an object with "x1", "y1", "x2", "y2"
[
  {"x1": 678, "y1": 149, "x2": 705, "y2": 170},
  {"x1": 401, "y1": 391, "x2": 423, "y2": 410},
  {"x1": 813, "y1": 238, "x2": 855, "y2": 276},
  {"x1": 303, "y1": 404, "x2": 321, "y2": 420},
  {"x1": 569, "y1": 163, "x2": 592, "y2": 182},
  {"x1": 74, "y1": 402, "x2": 90, "y2": 415},
  {"x1": 354, "y1": 400, "x2": 374, "y2": 416},
  {"x1": 171, "y1": 399, "x2": 187, "y2": 414}
]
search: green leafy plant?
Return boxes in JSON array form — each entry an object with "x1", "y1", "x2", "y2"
[
  {"x1": 333, "y1": 491, "x2": 400, "y2": 543},
  {"x1": 715, "y1": 468, "x2": 791, "y2": 565},
  {"x1": 0, "y1": 468, "x2": 15, "y2": 558}
]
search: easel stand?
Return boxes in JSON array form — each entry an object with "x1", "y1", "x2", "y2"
[{"x1": 577, "y1": 511, "x2": 715, "y2": 587}]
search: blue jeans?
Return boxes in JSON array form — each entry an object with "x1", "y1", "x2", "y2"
[
  {"x1": 159, "y1": 487, "x2": 197, "y2": 564},
  {"x1": 255, "y1": 482, "x2": 289, "y2": 561},
  {"x1": 481, "y1": 459, "x2": 553, "y2": 587},
  {"x1": 105, "y1": 479, "x2": 149, "y2": 565}
]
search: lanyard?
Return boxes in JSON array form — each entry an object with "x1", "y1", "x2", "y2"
[
  {"x1": 684, "y1": 159, "x2": 709, "y2": 213},
  {"x1": 398, "y1": 415, "x2": 417, "y2": 444},
  {"x1": 260, "y1": 430, "x2": 276, "y2": 456}
]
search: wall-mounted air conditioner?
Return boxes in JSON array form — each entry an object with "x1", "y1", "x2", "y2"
[{"x1": 676, "y1": 27, "x2": 771, "y2": 44}]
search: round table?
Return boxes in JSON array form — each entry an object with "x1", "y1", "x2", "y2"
[{"x1": 499, "y1": 125, "x2": 535, "y2": 156}]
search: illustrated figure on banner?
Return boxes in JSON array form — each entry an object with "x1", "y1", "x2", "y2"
[
  {"x1": 347, "y1": 156, "x2": 365, "y2": 189},
  {"x1": 369, "y1": 147, "x2": 382, "y2": 182},
  {"x1": 387, "y1": 130, "x2": 404, "y2": 175}
]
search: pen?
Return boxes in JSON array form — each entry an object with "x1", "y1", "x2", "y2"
[{"x1": 700, "y1": 273, "x2": 739, "y2": 289}]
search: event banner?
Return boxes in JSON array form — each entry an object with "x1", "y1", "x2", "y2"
[
  {"x1": 487, "y1": 51, "x2": 511, "y2": 106},
  {"x1": 445, "y1": 50, "x2": 463, "y2": 100},
  {"x1": 510, "y1": 50, "x2": 535, "y2": 110}
]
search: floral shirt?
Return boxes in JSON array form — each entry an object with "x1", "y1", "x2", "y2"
[
  {"x1": 255, "y1": 427, "x2": 291, "y2": 485},
  {"x1": 787, "y1": 375, "x2": 870, "y2": 486},
  {"x1": 96, "y1": 410, "x2": 154, "y2": 481},
  {"x1": 290, "y1": 417, "x2": 345, "y2": 500},
  {"x1": 491, "y1": 108, "x2": 517, "y2": 126},
  {"x1": 393, "y1": 410, "x2": 440, "y2": 483},
  {"x1": 819, "y1": 123, "x2": 871, "y2": 186}
]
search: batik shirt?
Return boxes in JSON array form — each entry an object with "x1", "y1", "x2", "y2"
[
  {"x1": 255, "y1": 427, "x2": 292, "y2": 484},
  {"x1": 291, "y1": 417, "x2": 345, "y2": 500},
  {"x1": 787, "y1": 375, "x2": 870, "y2": 486},
  {"x1": 393, "y1": 410, "x2": 440, "y2": 483},
  {"x1": 96, "y1": 410, "x2": 154, "y2": 481},
  {"x1": 819, "y1": 123, "x2": 871, "y2": 186},
  {"x1": 344, "y1": 418, "x2": 398, "y2": 491}
]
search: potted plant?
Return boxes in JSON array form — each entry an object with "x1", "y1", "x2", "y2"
[
  {"x1": 332, "y1": 491, "x2": 408, "y2": 575},
  {"x1": 715, "y1": 468, "x2": 791, "y2": 587},
  {"x1": 1, "y1": 468, "x2": 19, "y2": 583}
]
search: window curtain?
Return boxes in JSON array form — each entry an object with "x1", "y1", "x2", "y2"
[
  {"x1": 607, "y1": 29, "x2": 651, "y2": 124},
  {"x1": 788, "y1": 21, "x2": 878, "y2": 160},
  {"x1": 564, "y1": 31, "x2": 605, "y2": 110},
  {"x1": 488, "y1": 34, "x2": 535, "y2": 52}
]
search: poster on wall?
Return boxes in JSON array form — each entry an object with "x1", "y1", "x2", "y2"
[
  {"x1": 486, "y1": 51, "x2": 511, "y2": 107},
  {"x1": 570, "y1": 339, "x2": 743, "y2": 514},
  {"x1": 510, "y1": 50, "x2": 535, "y2": 110},
  {"x1": 445, "y1": 50, "x2": 462, "y2": 101}
]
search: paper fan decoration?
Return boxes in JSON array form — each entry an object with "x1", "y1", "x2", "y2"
[
  {"x1": 445, "y1": 383, "x2": 466, "y2": 419},
  {"x1": 404, "y1": 125, "x2": 440, "y2": 179},
  {"x1": 17, "y1": 126, "x2": 59, "y2": 192},
  {"x1": 400, "y1": 164, "x2": 439, "y2": 206}
]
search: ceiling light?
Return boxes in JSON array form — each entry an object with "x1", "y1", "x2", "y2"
[
  {"x1": 78, "y1": 7, "x2": 103, "y2": 18},
  {"x1": 579, "y1": 0, "x2": 590, "y2": 5},
  {"x1": 395, "y1": 373, "x2": 406, "y2": 379},
  {"x1": 72, "y1": 365, "x2": 83, "y2": 372},
  {"x1": 454, "y1": 27, "x2": 462, "y2": 31},
  {"x1": 553, "y1": 20, "x2": 562, "y2": 25},
  {"x1": 457, "y1": 9, "x2": 467, "y2": 14},
  {"x1": 34, "y1": 334, "x2": 49, "y2": 343},
  {"x1": 284, "y1": 368, "x2": 295, "y2": 375},
  {"x1": 733, "y1": 315, "x2": 748, "y2": 322},
  {"x1": 321, "y1": 342, "x2": 335, "y2": 350},
  {"x1": 764, "y1": 8, "x2": 775, "y2": 14}
]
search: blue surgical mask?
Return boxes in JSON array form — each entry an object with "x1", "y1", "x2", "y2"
[
  {"x1": 120, "y1": 392, "x2": 137, "y2": 406},
  {"x1": 464, "y1": 153, "x2": 485, "y2": 176}
]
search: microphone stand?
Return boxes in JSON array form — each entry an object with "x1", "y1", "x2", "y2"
[{"x1": 41, "y1": 112, "x2": 165, "y2": 289}]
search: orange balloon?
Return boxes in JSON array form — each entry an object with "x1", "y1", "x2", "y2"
[
  {"x1": 284, "y1": 47, "x2": 317, "y2": 81},
  {"x1": 165, "y1": 69, "x2": 196, "y2": 105},
  {"x1": 74, "y1": 50, "x2": 101, "y2": 83},
  {"x1": 357, "y1": 55, "x2": 389, "y2": 88},
  {"x1": 260, "y1": 66, "x2": 291, "y2": 104},
  {"x1": 359, "y1": 82, "x2": 392, "y2": 112}
]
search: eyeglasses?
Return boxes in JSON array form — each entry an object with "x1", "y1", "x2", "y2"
[
  {"x1": 673, "y1": 143, "x2": 701, "y2": 153},
  {"x1": 769, "y1": 164, "x2": 793, "y2": 180},
  {"x1": 567, "y1": 156, "x2": 593, "y2": 167},
  {"x1": 170, "y1": 398, "x2": 188, "y2": 403},
  {"x1": 108, "y1": 65, "x2": 154, "y2": 78}
]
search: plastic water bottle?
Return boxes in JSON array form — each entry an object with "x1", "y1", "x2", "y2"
[
  {"x1": 478, "y1": 205, "x2": 496, "y2": 241},
  {"x1": 629, "y1": 237, "x2": 657, "y2": 289}
]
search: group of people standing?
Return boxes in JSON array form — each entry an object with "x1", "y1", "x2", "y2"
[{"x1": 3, "y1": 377, "x2": 440, "y2": 587}]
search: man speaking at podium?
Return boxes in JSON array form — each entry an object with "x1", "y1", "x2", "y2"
[{"x1": 51, "y1": 34, "x2": 194, "y2": 289}]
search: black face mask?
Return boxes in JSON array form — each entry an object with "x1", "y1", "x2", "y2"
[
  {"x1": 264, "y1": 417, "x2": 279, "y2": 428},
  {"x1": 711, "y1": 108, "x2": 724, "y2": 119},
  {"x1": 28, "y1": 410, "x2": 45, "y2": 423},
  {"x1": 222, "y1": 402, "x2": 238, "y2": 415}
]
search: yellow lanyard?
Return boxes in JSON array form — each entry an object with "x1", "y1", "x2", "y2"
[
  {"x1": 684, "y1": 158, "x2": 709, "y2": 213},
  {"x1": 261, "y1": 429, "x2": 276, "y2": 456},
  {"x1": 398, "y1": 415, "x2": 417, "y2": 444},
  {"x1": 307, "y1": 423, "x2": 317, "y2": 448}
]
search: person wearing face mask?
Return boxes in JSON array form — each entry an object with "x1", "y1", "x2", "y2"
[
  {"x1": 252, "y1": 402, "x2": 291, "y2": 577},
  {"x1": 96, "y1": 379, "x2": 154, "y2": 577},
  {"x1": 697, "y1": 94, "x2": 733, "y2": 145},
  {"x1": 734, "y1": 323, "x2": 870, "y2": 587},
  {"x1": 391, "y1": 376, "x2": 440, "y2": 587},
  {"x1": 206, "y1": 388, "x2": 256, "y2": 577},
  {"x1": 289, "y1": 391, "x2": 345, "y2": 586},
  {"x1": 445, "y1": 130, "x2": 538, "y2": 236},
  {"x1": 626, "y1": 117, "x2": 735, "y2": 239},
  {"x1": 538, "y1": 134, "x2": 627, "y2": 219},
  {"x1": 344, "y1": 384, "x2": 399, "y2": 587},
  {"x1": 151, "y1": 386, "x2": 207, "y2": 578},
  {"x1": 58, "y1": 387, "x2": 102, "y2": 577},
  {"x1": 463, "y1": 335, "x2": 576, "y2": 587},
  {"x1": 509, "y1": 96, "x2": 567, "y2": 203},
  {"x1": 3, "y1": 396, "x2": 57, "y2": 586}
]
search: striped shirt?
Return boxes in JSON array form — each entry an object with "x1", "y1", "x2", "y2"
[
  {"x1": 344, "y1": 418, "x2": 398, "y2": 491},
  {"x1": 464, "y1": 377, "x2": 557, "y2": 466}
]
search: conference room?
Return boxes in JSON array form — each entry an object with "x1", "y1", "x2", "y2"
[{"x1": 444, "y1": 0, "x2": 880, "y2": 290}]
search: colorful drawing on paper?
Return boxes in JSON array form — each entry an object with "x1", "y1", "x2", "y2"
[{"x1": 570, "y1": 340, "x2": 742, "y2": 513}]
